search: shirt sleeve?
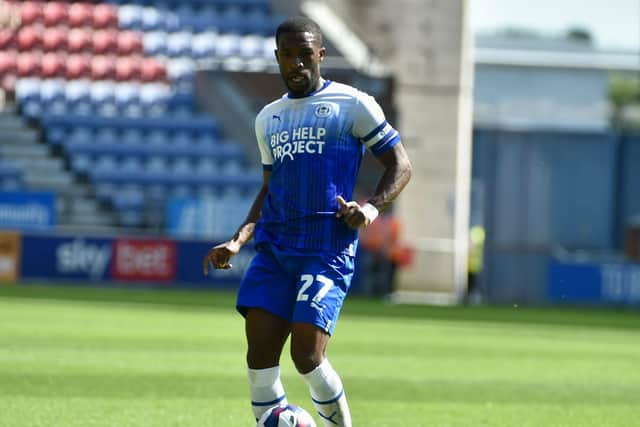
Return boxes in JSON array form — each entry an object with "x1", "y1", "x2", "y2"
[
  {"x1": 255, "y1": 112, "x2": 273, "y2": 171},
  {"x1": 351, "y1": 92, "x2": 401, "y2": 156}
]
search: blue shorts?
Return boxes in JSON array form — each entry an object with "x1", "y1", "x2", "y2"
[{"x1": 236, "y1": 243, "x2": 355, "y2": 335}]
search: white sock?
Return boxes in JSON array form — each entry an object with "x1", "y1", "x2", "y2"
[
  {"x1": 302, "y1": 359, "x2": 352, "y2": 427},
  {"x1": 248, "y1": 366, "x2": 287, "y2": 421}
]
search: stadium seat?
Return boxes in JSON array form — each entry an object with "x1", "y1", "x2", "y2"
[
  {"x1": 171, "y1": 157, "x2": 193, "y2": 175},
  {"x1": 146, "y1": 155, "x2": 168, "y2": 173},
  {"x1": 19, "y1": 2, "x2": 42, "y2": 26},
  {"x1": 138, "y1": 83, "x2": 169, "y2": 114},
  {"x1": 90, "y1": 81, "x2": 116, "y2": 110},
  {"x1": 90, "y1": 55, "x2": 116, "y2": 80},
  {"x1": 16, "y1": 52, "x2": 41, "y2": 77},
  {"x1": 117, "y1": 5, "x2": 143, "y2": 30},
  {"x1": 142, "y1": 31, "x2": 167, "y2": 56},
  {"x1": 64, "y1": 79, "x2": 92, "y2": 114},
  {"x1": 66, "y1": 126, "x2": 93, "y2": 146},
  {"x1": 114, "y1": 81, "x2": 141, "y2": 116},
  {"x1": 111, "y1": 185, "x2": 146, "y2": 210},
  {"x1": 191, "y1": 32, "x2": 217, "y2": 59},
  {"x1": 40, "y1": 53, "x2": 65, "y2": 78},
  {"x1": 42, "y1": 27, "x2": 67, "y2": 52},
  {"x1": 116, "y1": 31, "x2": 143, "y2": 55},
  {"x1": 140, "y1": 6, "x2": 164, "y2": 31},
  {"x1": 147, "y1": 129, "x2": 171, "y2": 146},
  {"x1": 0, "y1": 51, "x2": 16, "y2": 75},
  {"x1": 68, "y1": 2, "x2": 93, "y2": 28},
  {"x1": 139, "y1": 57, "x2": 166, "y2": 82},
  {"x1": 92, "y1": 29, "x2": 118, "y2": 54},
  {"x1": 166, "y1": 31, "x2": 192, "y2": 57},
  {"x1": 92, "y1": 4, "x2": 118, "y2": 29},
  {"x1": 120, "y1": 128, "x2": 144, "y2": 145},
  {"x1": 196, "y1": 158, "x2": 219, "y2": 174},
  {"x1": 166, "y1": 58, "x2": 196, "y2": 85},
  {"x1": 238, "y1": 35, "x2": 264, "y2": 58},
  {"x1": 42, "y1": 2, "x2": 68, "y2": 27},
  {"x1": 94, "y1": 155, "x2": 119, "y2": 173},
  {"x1": 67, "y1": 28, "x2": 92, "y2": 53},
  {"x1": 65, "y1": 54, "x2": 91, "y2": 80},
  {"x1": 0, "y1": 29, "x2": 14, "y2": 50},
  {"x1": 16, "y1": 26, "x2": 42, "y2": 51},
  {"x1": 214, "y1": 34, "x2": 241, "y2": 57}
]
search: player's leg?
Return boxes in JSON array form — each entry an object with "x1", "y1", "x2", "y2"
[
  {"x1": 291, "y1": 323, "x2": 352, "y2": 427},
  {"x1": 289, "y1": 252, "x2": 355, "y2": 427},
  {"x1": 237, "y1": 245, "x2": 296, "y2": 421},
  {"x1": 245, "y1": 308, "x2": 291, "y2": 420}
]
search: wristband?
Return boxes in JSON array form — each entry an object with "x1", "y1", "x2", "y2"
[{"x1": 361, "y1": 202, "x2": 379, "y2": 224}]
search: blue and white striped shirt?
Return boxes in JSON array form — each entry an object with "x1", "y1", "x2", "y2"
[{"x1": 254, "y1": 80, "x2": 400, "y2": 255}]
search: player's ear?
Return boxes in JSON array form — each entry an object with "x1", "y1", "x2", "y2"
[
  {"x1": 274, "y1": 49, "x2": 279, "y2": 61},
  {"x1": 319, "y1": 46, "x2": 326, "y2": 62}
]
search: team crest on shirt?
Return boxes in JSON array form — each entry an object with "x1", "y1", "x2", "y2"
[{"x1": 314, "y1": 103, "x2": 332, "y2": 118}]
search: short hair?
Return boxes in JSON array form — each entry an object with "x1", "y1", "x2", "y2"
[{"x1": 275, "y1": 16, "x2": 323, "y2": 46}]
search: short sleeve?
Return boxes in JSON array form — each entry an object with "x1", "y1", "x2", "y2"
[
  {"x1": 351, "y1": 92, "x2": 401, "y2": 156},
  {"x1": 255, "y1": 113, "x2": 273, "y2": 171}
]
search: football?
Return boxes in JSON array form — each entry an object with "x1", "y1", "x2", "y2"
[{"x1": 257, "y1": 404, "x2": 317, "y2": 427}]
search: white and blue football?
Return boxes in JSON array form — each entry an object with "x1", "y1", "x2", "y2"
[{"x1": 257, "y1": 404, "x2": 317, "y2": 427}]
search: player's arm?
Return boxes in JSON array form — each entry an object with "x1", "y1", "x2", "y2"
[
  {"x1": 202, "y1": 171, "x2": 270, "y2": 273},
  {"x1": 337, "y1": 142, "x2": 412, "y2": 229}
]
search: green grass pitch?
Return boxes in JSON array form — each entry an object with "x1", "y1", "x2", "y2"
[{"x1": 1, "y1": 283, "x2": 639, "y2": 426}]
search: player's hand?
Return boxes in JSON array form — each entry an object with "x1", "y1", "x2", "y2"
[
  {"x1": 336, "y1": 195, "x2": 370, "y2": 229},
  {"x1": 202, "y1": 240, "x2": 241, "y2": 274}
]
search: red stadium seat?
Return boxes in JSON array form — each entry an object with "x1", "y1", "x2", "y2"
[
  {"x1": 116, "y1": 31, "x2": 143, "y2": 55},
  {"x1": 41, "y1": 52, "x2": 65, "y2": 78},
  {"x1": 65, "y1": 54, "x2": 91, "y2": 79},
  {"x1": 68, "y1": 2, "x2": 93, "y2": 28},
  {"x1": 90, "y1": 55, "x2": 116, "y2": 80},
  {"x1": 19, "y1": 2, "x2": 42, "y2": 26},
  {"x1": 114, "y1": 56, "x2": 140, "y2": 81},
  {"x1": 92, "y1": 29, "x2": 118, "y2": 54},
  {"x1": 92, "y1": 4, "x2": 118, "y2": 29},
  {"x1": 139, "y1": 58, "x2": 166, "y2": 82},
  {"x1": 42, "y1": 2, "x2": 68, "y2": 27},
  {"x1": 16, "y1": 52, "x2": 41, "y2": 77},
  {"x1": 42, "y1": 27, "x2": 67, "y2": 52},
  {"x1": 16, "y1": 26, "x2": 42, "y2": 51},
  {"x1": 0, "y1": 30, "x2": 15, "y2": 50},
  {"x1": 0, "y1": 50, "x2": 17, "y2": 75},
  {"x1": 67, "y1": 28, "x2": 91, "y2": 53}
]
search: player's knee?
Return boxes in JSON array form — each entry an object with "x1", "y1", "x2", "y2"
[
  {"x1": 246, "y1": 345, "x2": 280, "y2": 369},
  {"x1": 290, "y1": 343, "x2": 323, "y2": 374}
]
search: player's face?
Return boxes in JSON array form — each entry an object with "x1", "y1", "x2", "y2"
[{"x1": 275, "y1": 31, "x2": 326, "y2": 97}]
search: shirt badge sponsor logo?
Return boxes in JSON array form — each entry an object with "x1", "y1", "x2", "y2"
[{"x1": 314, "y1": 103, "x2": 332, "y2": 118}]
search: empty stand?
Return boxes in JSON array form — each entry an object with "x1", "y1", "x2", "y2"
[{"x1": 4, "y1": 0, "x2": 281, "y2": 231}]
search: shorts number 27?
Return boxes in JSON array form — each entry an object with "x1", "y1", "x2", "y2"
[{"x1": 297, "y1": 274, "x2": 333, "y2": 303}]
